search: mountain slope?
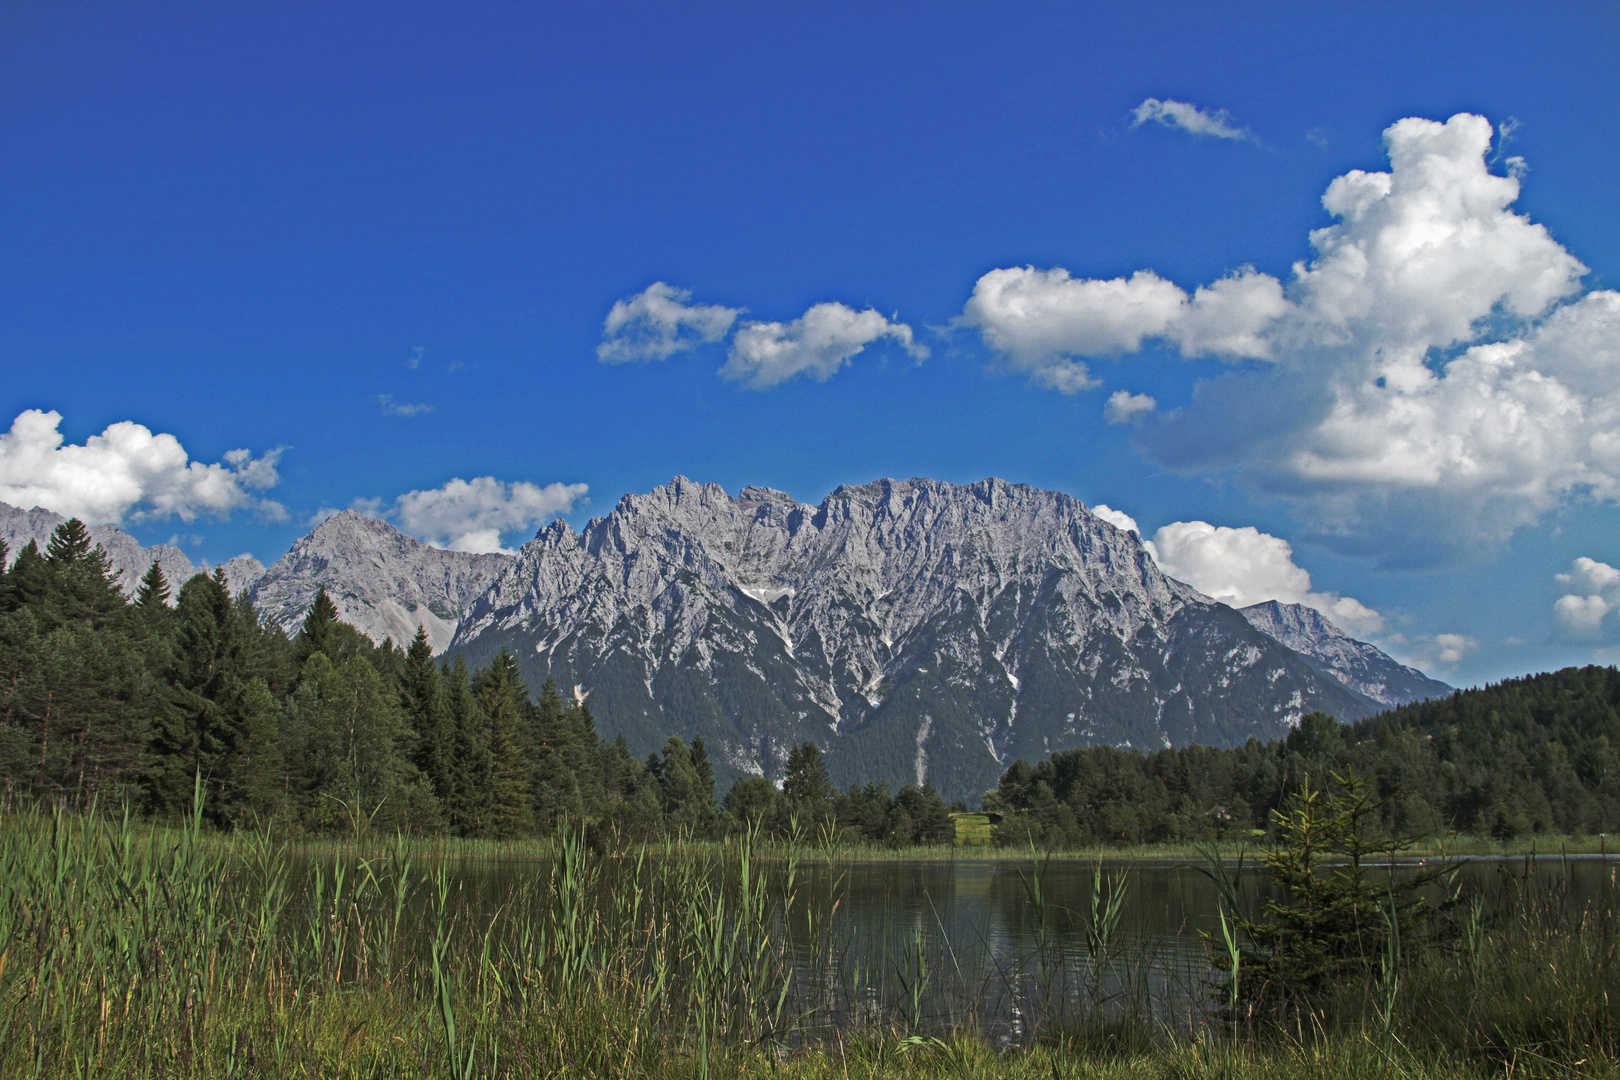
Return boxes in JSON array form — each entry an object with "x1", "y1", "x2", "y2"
[
  {"x1": 249, "y1": 510, "x2": 512, "y2": 652},
  {"x1": 1240, "y1": 600, "x2": 1451, "y2": 707},
  {"x1": 452, "y1": 477, "x2": 1377, "y2": 803}
]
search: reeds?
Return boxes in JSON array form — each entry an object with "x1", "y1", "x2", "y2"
[{"x1": 1, "y1": 792, "x2": 1616, "y2": 1078}]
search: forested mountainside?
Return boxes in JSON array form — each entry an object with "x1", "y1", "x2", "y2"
[
  {"x1": 3, "y1": 477, "x2": 1454, "y2": 811},
  {"x1": 1, "y1": 516, "x2": 1610, "y2": 844},
  {"x1": 450, "y1": 476, "x2": 1377, "y2": 804},
  {"x1": 0, "y1": 520, "x2": 956, "y2": 843},
  {"x1": 987, "y1": 665, "x2": 1620, "y2": 845}
]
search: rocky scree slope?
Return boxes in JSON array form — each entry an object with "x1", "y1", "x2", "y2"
[
  {"x1": 1239, "y1": 600, "x2": 1451, "y2": 707},
  {"x1": 451, "y1": 477, "x2": 1379, "y2": 804}
]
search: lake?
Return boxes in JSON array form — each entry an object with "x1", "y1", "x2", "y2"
[{"x1": 302, "y1": 847, "x2": 1617, "y2": 1042}]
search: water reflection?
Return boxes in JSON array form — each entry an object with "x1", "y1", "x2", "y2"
[{"x1": 280, "y1": 848, "x2": 1618, "y2": 1042}]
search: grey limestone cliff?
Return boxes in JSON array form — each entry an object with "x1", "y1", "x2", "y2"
[
  {"x1": 1240, "y1": 600, "x2": 1450, "y2": 707},
  {"x1": 451, "y1": 477, "x2": 1378, "y2": 804},
  {"x1": 248, "y1": 510, "x2": 512, "y2": 653}
]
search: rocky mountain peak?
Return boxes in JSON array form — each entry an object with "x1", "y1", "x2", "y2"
[
  {"x1": 454, "y1": 476, "x2": 1377, "y2": 803},
  {"x1": 1240, "y1": 599, "x2": 1451, "y2": 707},
  {"x1": 250, "y1": 512, "x2": 513, "y2": 653}
]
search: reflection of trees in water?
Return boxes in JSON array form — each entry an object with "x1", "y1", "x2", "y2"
[{"x1": 283, "y1": 850, "x2": 1619, "y2": 1046}]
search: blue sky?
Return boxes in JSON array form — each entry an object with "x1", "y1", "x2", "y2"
[{"x1": 1, "y1": 1, "x2": 1617, "y2": 688}]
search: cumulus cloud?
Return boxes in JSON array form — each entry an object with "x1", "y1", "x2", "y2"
[
  {"x1": 1131, "y1": 98, "x2": 1254, "y2": 141},
  {"x1": 1147, "y1": 519, "x2": 1385, "y2": 637},
  {"x1": 391, "y1": 477, "x2": 588, "y2": 554},
  {"x1": 1090, "y1": 503, "x2": 1141, "y2": 534},
  {"x1": 721, "y1": 303, "x2": 927, "y2": 389},
  {"x1": 1553, "y1": 556, "x2": 1620, "y2": 636},
  {"x1": 596, "y1": 282, "x2": 742, "y2": 364},
  {"x1": 1105, "y1": 390, "x2": 1158, "y2": 425},
  {"x1": 0, "y1": 409, "x2": 284, "y2": 525},
  {"x1": 961, "y1": 268, "x2": 1184, "y2": 392},
  {"x1": 967, "y1": 113, "x2": 1614, "y2": 563}
]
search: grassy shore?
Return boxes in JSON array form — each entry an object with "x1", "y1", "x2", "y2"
[
  {"x1": 76, "y1": 814, "x2": 1620, "y2": 864},
  {"x1": 2, "y1": 800, "x2": 1615, "y2": 1078}
]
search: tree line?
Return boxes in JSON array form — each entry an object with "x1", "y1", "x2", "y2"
[
  {"x1": 0, "y1": 520, "x2": 957, "y2": 842},
  {"x1": 986, "y1": 664, "x2": 1620, "y2": 845},
  {"x1": 14, "y1": 518, "x2": 1611, "y2": 846}
]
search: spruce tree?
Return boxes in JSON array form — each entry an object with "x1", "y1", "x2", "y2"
[
  {"x1": 781, "y1": 740, "x2": 833, "y2": 826},
  {"x1": 134, "y1": 560, "x2": 172, "y2": 610},
  {"x1": 154, "y1": 572, "x2": 285, "y2": 825},
  {"x1": 657, "y1": 735, "x2": 718, "y2": 836},
  {"x1": 400, "y1": 626, "x2": 452, "y2": 804},
  {"x1": 44, "y1": 519, "x2": 123, "y2": 628},
  {"x1": 295, "y1": 587, "x2": 341, "y2": 663},
  {"x1": 2, "y1": 541, "x2": 51, "y2": 615},
  {"x1": 443, "y1": 655, "x2": 492, "y2": 835},
  {"x1": 473, "y1": 650, "x2": 532, "y2": 837},
  {"x1": 529, "y1": 677, "x2": 579, "y2": 826}
]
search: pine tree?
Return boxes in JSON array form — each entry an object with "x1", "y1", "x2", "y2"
[
  {"x1": 400, "y1": 626, "x2": 451, "y2": 806},
  {"x1": 781, "y1": 740, "x2": 833, "y2": 826},
  {"x1": 44, "y1": 519, "x2": 124, "y2": 628},
  {"x1": 134, "y1": 561, "x2": 172, "y2": 610},
  {"x1": 690, "y1": 735, "x2": 715, "y2": 808},
  {"x1": 529, "y1": 677, "x2": 580, "y2": 826},
  {"x1": 443, "y1": 656, "x2": 491, "y2": 835},
  {"x1": 657, "y1": 735, "x2": 718, "y2": 836},
  {"x1": 294, "y1": 587, "x2": 341, "y2": 663},
  {"x1": 474, "y1": 650, "x2": 532, "y2": 837},
  {"x1": 2, "y1": 541, "x2": 51, "y2": 615},
  {"x1": 153, "y1": 572, "x2": 286, "y2": 825}
]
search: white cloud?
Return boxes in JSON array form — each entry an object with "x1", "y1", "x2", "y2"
[
  {"x1": 1148, "y1": 519, "x2": 1384, "y2": 637},
  {"x1": 596, "y1": 282, "x2": 742, "y2": 364},
  {"x1": 961, "y1": 268, "x2": 1184, "y2": 392},
  {"x1": 378, "y1": 394, "x2": 434, "y2": 417},
  {"x1": 1170, "y1": 269, "x2": 1290, "y2": 359},
  {"x1": 1131, "y1": 98, "x2": 1254, "y2": 141},
  {"x1": 1386, "y1": 632, "x2": 1480, "y2": 669},
  {"x1": 1104, "y1": 390, "x2": 1158, "y2": 425},
  {"x1": 968, "y1": 113, "x2": 1614, "y2": 563},
  {"x1": 721, "y1": 302, "x2": 927, "y2": 389},
  {"x1": 1553, "y1": 556, "x2": 1620, "y2": 636},
  {"x1": 0, "y1": 409, "x2": 284, "y2": 525},
  {"x1": 1090, "y1": 503, "x2": 1141, "y2": 534},
  {"x1": 391, "y1": 476, "x2": 588, "y2": 553}
]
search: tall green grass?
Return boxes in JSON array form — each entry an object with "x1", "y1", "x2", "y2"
[{"x1": 1, "y1": 790, "x2": 1615, "y2": 1078}]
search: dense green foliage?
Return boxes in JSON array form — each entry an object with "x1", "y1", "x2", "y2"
[
  {"x1": 988, "y1": 665, "x2": 1620, "y2": 845},
  {"x1": 0, "y1": 521, "x2": 957, "y2": 842}
]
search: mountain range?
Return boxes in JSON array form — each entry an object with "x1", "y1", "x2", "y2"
[{"x1": 0, "y1": 479, "x2": 1451, "y2": 804}]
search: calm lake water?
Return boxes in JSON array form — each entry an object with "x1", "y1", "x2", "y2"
[{"x1": 291, "y1": 850, "x2": 1620, "y2": 1040}]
